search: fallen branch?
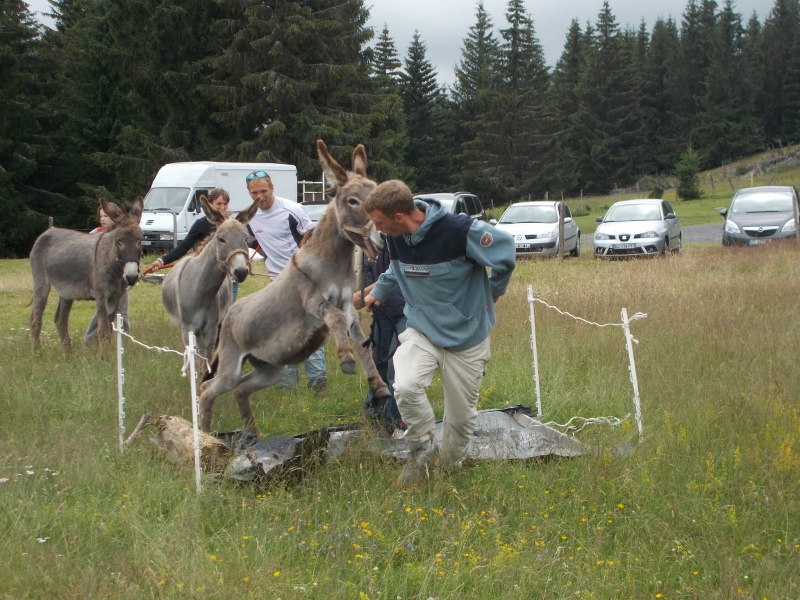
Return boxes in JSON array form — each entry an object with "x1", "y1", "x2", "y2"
[{"x1": 124, "y1": 413, "x2": 151, "y2": 448}]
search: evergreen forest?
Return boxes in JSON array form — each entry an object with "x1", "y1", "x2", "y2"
[{"x1": 1, "y1": 0, "x2": 798, "y2": 257}]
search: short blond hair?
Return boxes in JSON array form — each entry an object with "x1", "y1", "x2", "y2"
[{"x1": 365, "y1": 180, "x2": 415, "y2": 216}]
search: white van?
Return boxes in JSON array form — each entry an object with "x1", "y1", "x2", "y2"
[{"x1": 140, "y1": 161, "x2": 298, "y2": 250}]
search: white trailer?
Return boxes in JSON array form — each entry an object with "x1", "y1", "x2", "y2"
[{"x1": 140, "y1": 161, "x2": 297, "y2": 250}]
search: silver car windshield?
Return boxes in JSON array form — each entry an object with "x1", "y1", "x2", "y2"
[
  {"x1": 499, "y1": 205, "x2": 557, "y2": 224},
  {"x1": 604, "y1": 204, "x2": 661, "y2": 222},
  {"x1": 731, "y1": 192, "x2": 794, "y2": 213},
  {"x1": 143, "y1": 187, "x2": 190, "y2": 213}
]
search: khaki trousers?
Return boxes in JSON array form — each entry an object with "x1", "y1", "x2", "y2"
[{"x1": 393, "y1": 327, "x2": 491, "y2": 466}]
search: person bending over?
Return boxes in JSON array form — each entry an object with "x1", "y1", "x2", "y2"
[{"x1": 363, "y1": 180, "x2": 515, "y2": 486}]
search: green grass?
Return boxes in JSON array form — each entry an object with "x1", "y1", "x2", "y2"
[
  {"x1": 485, "y1": 145, "x2": 800, "y2": 236},
  {"x1": 2, "y1": 244, "x2": 800, "y2": 598}
]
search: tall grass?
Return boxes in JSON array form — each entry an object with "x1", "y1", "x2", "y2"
[{"x1": 1, "y1": 245, "x2": 799, "y2": 599}]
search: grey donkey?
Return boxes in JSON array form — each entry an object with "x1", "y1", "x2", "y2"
[
  {"x1": 162, "y1": 196, "x2": 259, "y2": 366},
  {"x1": 29, "y1": 197, "x2": 144, "y2": 353},
  {"x1": 199, "y1": 140, "x2": 390, "y2": 434}
]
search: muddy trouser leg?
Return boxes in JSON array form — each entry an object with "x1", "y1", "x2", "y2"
[
  {"x1": 84, "y1": 312, "x2": 100, "y2": 345},
  {"x1": 392, "y1": 328, "x2": 442, "y2": 446},
  {"x1": 304, "y1": 346, "x2": 327, "y2": 388},
  {"x1": 280, "y1": 365, "x2": 300, "y2": 389},
  {"x1": 84, "y1": 292, "x2": 130, "y2": 345},
  {"x1": 439, "y1": 336, "x2": 491, "y2": 467}
]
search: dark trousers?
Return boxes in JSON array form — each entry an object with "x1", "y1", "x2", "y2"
[{"x1": 364, "y1": 315, "x2": 406, "y2": 430}]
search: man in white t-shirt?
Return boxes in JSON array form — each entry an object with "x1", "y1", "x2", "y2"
[{"x1": 245, "y1": 170, "x2": 327, "y2": 393}]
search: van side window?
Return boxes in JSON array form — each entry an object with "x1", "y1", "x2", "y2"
[{"x1": 188, "y1": 190, "x2": 210, "y2": 213}]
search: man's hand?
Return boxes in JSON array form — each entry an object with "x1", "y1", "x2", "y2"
[
  {"x1": 363, "y1": 293, "x2": 382, "y2": 314},
  {"x1": 352, "y1": 283, "x2": 376, "y2": 310}
]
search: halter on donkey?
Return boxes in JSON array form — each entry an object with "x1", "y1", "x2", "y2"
[
  {"x1": 198, "y1": 140, "x2": 391, "y2": 434},
  {"x1": 162, "y1": 197, "x2": 259, "y2": 366},
  {"x1": 29, "y1": 198, "x2": 144, "y2": 354}
]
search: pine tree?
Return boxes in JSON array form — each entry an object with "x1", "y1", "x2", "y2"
[
  {"x1": 642, "y1": 17, "x2": 684, "y2": 171},
  {"x1": 676, "y1": 144, "x2": 703, "y2": 199},
  {"x1": 573, "y1": 1, "x2": 644, "y2": 192},
  {"x1": 759, "y1": 0, "x2": 800, "y2": 143},
  {"x1": 207, "y1": 0, "x2": 393, "y2": 180},
  {"x1": 693, "y1": 0, "x2": 762, "y2": 165},
  {"x1": 372, "y1": 25, "x2": 403, "y2": 90},
  {"x1": 0, "y1": 0, "x2": 52, "y2": 256},
  {"x1": 464, "y1": 0, "x2": 549, "y2": 202},
  {"x1": 546, "y1": 19, "x2": 585, "y2": 195},
  {"x1": 400, "y1": 32, "x2": 446, "y2": 191}
]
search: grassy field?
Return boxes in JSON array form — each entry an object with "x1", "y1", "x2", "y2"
[
  {"x1": 1, "y1": 241, "x2": 799, "y2": 599},
  {"x1": 486, "y1": 145, "x2": 800, "y2": 236}
]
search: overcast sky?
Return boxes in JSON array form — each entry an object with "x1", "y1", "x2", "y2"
[{"x1": 27, "y1": 0, "x2": 770, "y2": 86}]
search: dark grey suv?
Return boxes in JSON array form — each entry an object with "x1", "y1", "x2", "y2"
[
  {"x1": 413, "y1": 192, "x2": 487, "y2": 221},
  {"x1": 720, "y1": 186, "x2": 799, "y2": 246}
]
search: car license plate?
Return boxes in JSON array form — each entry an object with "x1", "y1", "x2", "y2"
[
  {"x1": 515, "y1": 243, "x2": 530, "y2": 250},
  {"x1": 142, "y1": 241, "x2": 152, "y2": 246},
  {"x1": 612, "y1": 243, "x2": 636, "y2": 249},
  {"x1": 747, "y1": 239, "x2": 772, "y2": 246}
]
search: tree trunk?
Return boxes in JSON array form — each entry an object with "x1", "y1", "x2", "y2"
[{"x1": 151, "y1": 415, "x2": 230, "y2": 473}]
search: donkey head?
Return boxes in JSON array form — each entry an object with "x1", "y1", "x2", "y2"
[
  {"x1": 316, "y1": 139, "x2": 385, "y2": 260},
  {"x1": 200, "y1": 196, "x2": 259, "y2": 283},
  {"x1": 101, "y1": 197, "x2": 144, "y2": 286}
]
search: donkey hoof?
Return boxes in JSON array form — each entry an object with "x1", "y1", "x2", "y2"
[{"x1": 341, "y1": 360, "x2": 357, "y2": 375}]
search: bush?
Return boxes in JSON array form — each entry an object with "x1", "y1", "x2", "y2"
[
  {"x1": 676, "y1": 145, "x2": 703, "y2": 200},
  {"x1": 648, "y1": 185, "x2": 664, "y2": 199}
]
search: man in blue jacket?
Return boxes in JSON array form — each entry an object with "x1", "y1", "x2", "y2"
[{"x1": 363, "y1": 180, "x2": 515, "y2": 486}]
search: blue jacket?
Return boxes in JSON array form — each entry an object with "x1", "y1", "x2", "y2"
[{"x1": 371, "y1": 199, "x2": 515, "y2": 351}]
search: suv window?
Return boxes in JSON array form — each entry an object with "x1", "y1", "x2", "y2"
[
  {"x1": 454, "y1": 198, "x2": 468, "y2": 215},
  {"x1": 464, "y1": 195, "x2": 480, "y2": 217}
]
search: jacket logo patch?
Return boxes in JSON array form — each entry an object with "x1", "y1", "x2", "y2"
[
  {"x1": 404, "y1": 265, "x2": 429, "y2": 276},
  {"x1": 480, "y1": 232, "x2": 493, "y2": 247}
]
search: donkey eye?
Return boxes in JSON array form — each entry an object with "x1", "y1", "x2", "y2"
[
  {"x1": 347, "y1": 197, "x2": 360, "y2": 206},
  {"x1": 218, "y1": 237, "x2": 226, "y2": 244}
]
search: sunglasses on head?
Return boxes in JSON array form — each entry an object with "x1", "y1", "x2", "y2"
[{"x1": 246, "y1": 171, "x2": 269, "y2": 181}]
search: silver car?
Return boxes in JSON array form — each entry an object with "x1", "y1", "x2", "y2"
[
  {"x1": 594, "y1": 199, "x2": 681, "y2": 258},
  {"x1": 491, "y1": 201, "x2": 580, "y2": 258},
  {"x1": 720, "y1": 186, "x2": 799, "y2": 246}
]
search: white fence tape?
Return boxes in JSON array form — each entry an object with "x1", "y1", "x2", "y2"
[
  {"x1": 526, "y1": 285, "x2": 645, "y2": 442},
  {"x1": 111, "y1": 322, "x2": 206, "y2": 492}
]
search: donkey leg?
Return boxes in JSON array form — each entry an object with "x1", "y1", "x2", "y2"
[
  {"x1": 348, "y1": 318, "x2": 391, "y2": 399},
  {"x1": 320, "y1": 307, "x2": 358, "y2": 374},
  {"x1": 54, "y1": 297, "x2": 74, "y2": 351},
  {"x1": 198, "y1": 350, "x2": 247, "y2": 432},
  {"x1": 232, "y1": 358, "x2": 285, "y2": 436},
  {"x1": 29, "y1": 281, "x2": 51, "y2": 354}
]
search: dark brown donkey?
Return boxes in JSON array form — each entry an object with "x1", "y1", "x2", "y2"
[
  {"x1": 29, "y1": 198, "x2": 144, "y2": 353},
  {"x1": 199, "y1": 140, "x2": 390, "y2": 434}
]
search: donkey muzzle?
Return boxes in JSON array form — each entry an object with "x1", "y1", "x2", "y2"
[{"x1": 121, "y1": 259, "x2": 140, "y2": 286}]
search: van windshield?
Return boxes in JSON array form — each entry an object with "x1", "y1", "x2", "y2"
[{"x1": 143, "y1": 187, "x2": 190, "y2": 213}]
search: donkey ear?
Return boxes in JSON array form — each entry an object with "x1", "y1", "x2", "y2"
[
  {"x1": 317, "y1": 139, "x2": 348, "y2": 190},
  {"x1": 101, "y1": 198, "x2": 123, "y2": 222},
  {"x1": 200, "y1": 195, "x2": 226, "y2": 225},
  {"x1": 236, "y1": 200, "x2": 259, "y2": 224},
  {"x1": 352, "y1": 144, "x2": 367, "y2": 178},
  {"x1": 130, "y1": 196, "x2": 144, "y2": 220}
]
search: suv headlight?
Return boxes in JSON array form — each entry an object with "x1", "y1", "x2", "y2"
[
  {"x1": 636, "y1": 231, "x2": 658, "y2": 239},
  {"x1": 595, "y1": 232, "x2": 612, "y2": 240},
  {"x1": 539, "y1": 230, "x2": 557, "y2": 239},
  {"x1": 782, "y1": 218, "x2": 797, "y2": 232},
  {"x1": 724, "y1": 220, "x2": 741, "y2": 234}
]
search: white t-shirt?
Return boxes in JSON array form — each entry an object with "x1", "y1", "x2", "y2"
[{"x1": 248, "y1": 196, "x2": 313, "y2": 277}]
